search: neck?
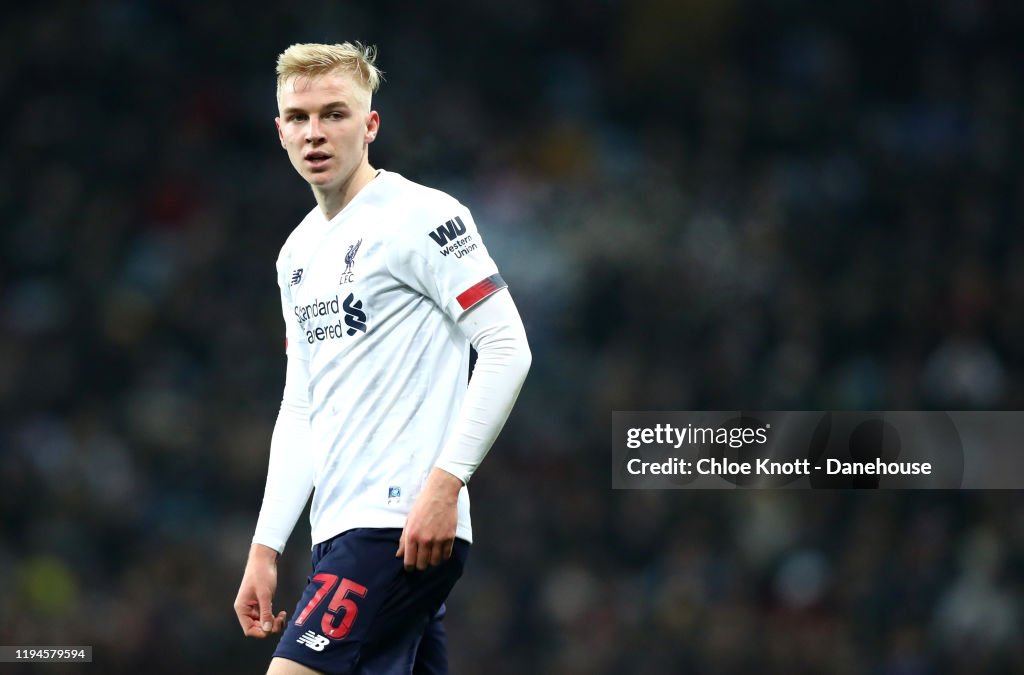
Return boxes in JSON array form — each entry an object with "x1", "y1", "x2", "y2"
[{"x1": 314, "y1": 160, "x2": 378, "y2": 221}]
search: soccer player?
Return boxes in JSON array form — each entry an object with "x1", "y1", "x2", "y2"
[{"x1": 233, "y1": 42, "x2": 531, "y2": 674}]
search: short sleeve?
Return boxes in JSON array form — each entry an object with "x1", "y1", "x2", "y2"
[{"x1": 388, "y1": 204, "x2": 507, "y2": 320}]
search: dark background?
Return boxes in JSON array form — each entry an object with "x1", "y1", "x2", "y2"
[{"x1": 3, "y1": 1, "x2": 1023, "y2": 673}]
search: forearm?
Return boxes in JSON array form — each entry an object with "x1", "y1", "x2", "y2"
[
  {"x1": 434, "y1": 289, "x2": 531, "y2": 483},
  {"x1": 252, "y1": 355, "x2": 315, "y2": 552}
]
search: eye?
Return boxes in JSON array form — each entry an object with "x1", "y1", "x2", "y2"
[
  {"x1": 288, "y1": 113, "x2": 307, "y2": 122},
  {"x1": 326, "y1": 111, "x2": 346, "y2": 120}
]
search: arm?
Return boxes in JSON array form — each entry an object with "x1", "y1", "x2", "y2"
[
  {"x1": 233, "y1": 354, "x2": 315, "y2": 637},
  {"x1": 397, "y1": 288, "x2": 531, "y2": 570},
  {"x1": 253, "y1": 354, "x2": 315, "y2": 552}
]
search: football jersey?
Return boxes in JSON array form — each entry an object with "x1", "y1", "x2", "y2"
[{"x1": 276, "y1": 170, "x2": 505, "y2": 546}]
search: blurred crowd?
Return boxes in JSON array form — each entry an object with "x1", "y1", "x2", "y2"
[{"x1": 2, "y1": 1, "x2": 1023, "y2": 673}]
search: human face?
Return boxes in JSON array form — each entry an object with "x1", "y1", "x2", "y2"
[{"x1": 275, "y1": 70, "x2": 379, "y2": 193}]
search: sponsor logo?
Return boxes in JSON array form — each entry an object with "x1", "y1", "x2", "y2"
[
  {"x1": 428, "y1": 216, "x2": 467, "y2": 246},
  {"x1": 343, "y1": 294, "x2": 367, "y2": 335},
  {"x1": 428, "y1": 216, "x2": 478, "y2": 259},
  {"x1": 387, "y1": 486, "x2": 401, "y2": 504},
  {"x1": 340, "y1": 239, "x2": 362, "y2": 284},
  {"x1": 294, "y1": 293, "x2": 369, "y2": 343},
  {"x1": 297, "y1": 631, "x2": 330, "y2": 652},
  {"x1": 290, "y1": 269, "x2": 304, "y2": 286}
]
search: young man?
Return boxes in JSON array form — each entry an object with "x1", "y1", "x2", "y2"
[{"x1": 233, "y1": 42, "x2": 531, "y2": 674}]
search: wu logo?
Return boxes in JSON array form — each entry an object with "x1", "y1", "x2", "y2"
[
  {"x1": 297, "y1": 631, "x2": 330, "y2": 651},
  {"x1": 290, "y1": 269, "x2": 304, "y2": 286},
  {"x1": 340, "y1": 239, "x2": 362, "y2": 284},
  {"x1": 428, "y1": 216, "x2": 467, "y2": 246}
]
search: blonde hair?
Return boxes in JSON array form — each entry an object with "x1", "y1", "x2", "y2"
[{"x1": 276, "y1": 42, "x2": 383, "y2": 108}]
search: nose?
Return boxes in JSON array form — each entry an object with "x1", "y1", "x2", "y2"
[{"x1": 305, "y1": 117, "x2": 324, "y2": 143}]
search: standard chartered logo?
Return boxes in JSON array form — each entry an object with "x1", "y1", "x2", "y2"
[{"x1": 294, "y1": 293, "x2": 368, "y2": 344}]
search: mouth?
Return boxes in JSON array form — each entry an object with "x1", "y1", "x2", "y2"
[{"x1": 304, "y1": 151, "x2": 333, "y2": 168}]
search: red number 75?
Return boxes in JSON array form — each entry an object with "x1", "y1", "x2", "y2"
[{"x1": 294, "y1": 574, "x2": 369, "y2": 640}]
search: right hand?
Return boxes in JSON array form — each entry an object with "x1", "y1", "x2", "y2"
[{"x1": 233, "y1": 543, "x2": 288, "y2": 638}]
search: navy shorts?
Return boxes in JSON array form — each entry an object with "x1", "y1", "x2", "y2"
[{"x1": 273, "y1": 528, "x2": 469, "y2": 675}]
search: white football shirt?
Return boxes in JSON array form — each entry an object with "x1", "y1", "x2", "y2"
[{"x1": 276, "y1": 170, "x2": 506, "y2": 546}]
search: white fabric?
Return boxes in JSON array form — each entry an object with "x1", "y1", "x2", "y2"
[
  {"x1": 256, "y1": 170, "x2": 523, "y2": 549},
  {"x1": 252, "y1": 355, "x2": 314, "y2": 552},
  {"x1": 434, "y1": 288, "x2": 531, "y2": 483}
]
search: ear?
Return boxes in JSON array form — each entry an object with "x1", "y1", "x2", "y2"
[
  {"x1": 275, "y1": 117, "x2": 286, "y2": 148},
  {"x1": 365, "y1": 111, "x2": 380, "y2": 144}
]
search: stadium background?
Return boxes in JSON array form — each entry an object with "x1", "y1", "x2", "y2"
[{"x1": 3, "y1": 1, "x2": 1023, "y2": 673}]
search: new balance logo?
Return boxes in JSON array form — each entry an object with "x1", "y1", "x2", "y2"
[
  {"x1": 428, "y1": 216, "x2": 467, "y2": 246},
  {"x1": 297, "y1": 631, "x2": 330, "y2": 652},
  {"x1": 290, "y1": 269, "x2": 304, "y2": 286}
]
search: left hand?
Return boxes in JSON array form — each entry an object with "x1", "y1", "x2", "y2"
[{"x1": 396, "y1": 468, "x2": 463, "y2": 571}]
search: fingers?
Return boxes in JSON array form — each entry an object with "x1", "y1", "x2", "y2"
[
  {"x1": 236, "y1": 601, "x2": 266, "y2": 638},
  {"x1": 273, "y1": 610, "x2": 288, "y2": 634},
  {"x1": 257, "y1": 588, "x2": 276, "y2": 634},
  {"x1": 234, "y1": 589, "x2": 264, "y2": 637},
  {"x1": 428, "y1": 541, "x2": 443, "y2": 568},
  {"x1": 401, "y1": 535, "x2": 453, "y2": 571},
  {"x1": 235, "y1": 564, "x2": 282, "y2": 640},
  {"x1": 403, "y1": 535, "x2": 418, "y2": 572},
  {"x1": 235, "y1": 604, "x2": 269, "y2": 639},
  {"x1": 402, "y1": 533, "x2": 436, "y2": 571},
  {"x1": 398, "y1": 519, "x2": 455, "y2": 571},
  {"x1": 415, "y1": 540, "x2": 432, "y2": 571},
  {"x1": 244, "y1": 621, "x2": 269, "y2": 639},
  {"x1": 236, "y1": 608, "x2": 287, "y2": 639}
]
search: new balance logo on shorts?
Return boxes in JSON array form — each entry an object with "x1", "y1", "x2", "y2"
[{"x1": 297, "y1": 631, "x2": 330, "y2": 652}]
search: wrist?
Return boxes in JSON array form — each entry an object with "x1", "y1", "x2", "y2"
[
  {"x1": 249, "y1": 542, "x2": 281, "y2": 563},
  {"x1": 427, "y1": 467, "x2": 464, "y2": 500}
]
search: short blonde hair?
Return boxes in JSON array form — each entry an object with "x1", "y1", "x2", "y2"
[{"x1": 276, "y1": 42, "x2": 383, "y2": 108}]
